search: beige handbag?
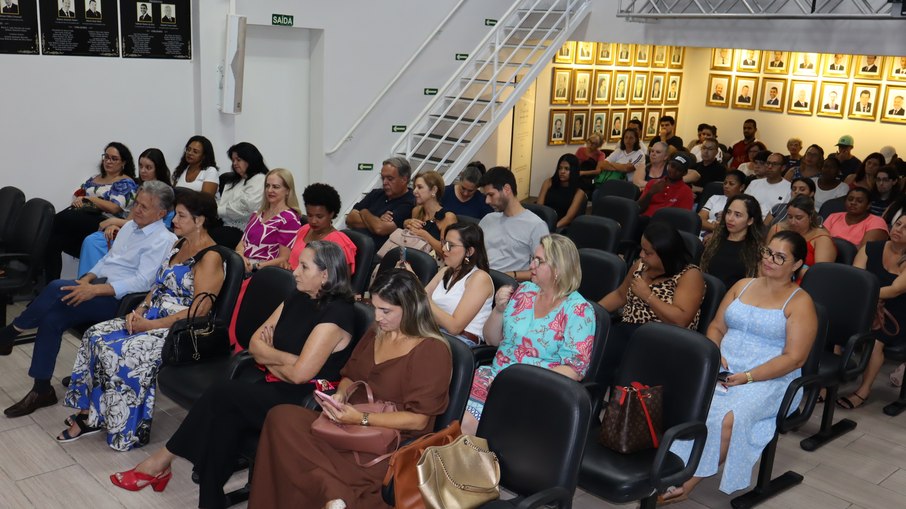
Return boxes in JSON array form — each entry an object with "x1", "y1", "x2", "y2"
[{"x1": 416, "y1": 434, "x2": 500, "y2": 509}]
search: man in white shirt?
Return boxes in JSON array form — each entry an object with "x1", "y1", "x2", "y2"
[{"x1": 746, "y1": 153, "x2": 791, "y2": 218}]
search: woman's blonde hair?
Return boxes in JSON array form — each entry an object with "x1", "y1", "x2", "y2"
[
  {"x1": 416, "y1": 171, "x2": 446, "y2": 202},
  {"x1": 370, "y1": 269, "x2": 447, "y2": 345},
  {"x1": 540, "y1": 234, "x2": 582, "y2": 299},
  {"x1": 259, "y1": 168, "x2": 302, "y2": 218}
]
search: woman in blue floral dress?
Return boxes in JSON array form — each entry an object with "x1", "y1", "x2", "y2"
[{"x1": 59, "y1": 190, "x2": 225, "y2": 451}]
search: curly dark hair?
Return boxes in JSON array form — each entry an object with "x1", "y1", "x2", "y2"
[
  {"x1": 701, "y1": 194, "x2": 765, "y2": 280},
  {"x1": 302, "y1": 183, "x2": 342, "y2": 218}
]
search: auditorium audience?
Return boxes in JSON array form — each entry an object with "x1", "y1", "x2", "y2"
[
  {"x1": 834, "y1": 135, "x2": 861, "y2": 179},
  {"x1": 813, "y1": 155, "x2": 850, "y2": 210},
  {"x1": 870, "y1": 166, "x2": 898, "y2": 217},
  {"x1": 110, "y1": 242, "x2": 357, "y2": 506},
  {"x1": 441, "y1": 162, "x2": 493, "y2": 219},
  {"x1": 172, "y1": 135, "x2": 219, "y2": 194},
  {"x1": 345, "y1": 156, "x2": 415, "y2": 251},
  {"x1": 592, "y1": 127, "x2": 646, "y2": 189},
  {"x1": 764, "y1": 177, "x2": 816, "y2": 226},
  {"x1": 688, "y1": 123, "x2": 724, "y2": 163},
  {"x1": 785, "y1": 143, "x2": 824, "y2": 180},
  {"x1": 213, "y1": 142, "x2": 269, "y2": 247},
  {"x1": 638, "y1": 152, "x2": 695, "y2": 219},
  {"x1": 576, "y1": 133, "x2": 606, "y2": 167},
  {"x1": 785, "y1": 137, "x2": 804, "y2": 173},
  {"x1": 402, "y1": 170, "x2": 457, "y2": 255},
  {"x1": 746, "y1": 152, "x2": 791, "y2": 218},
  {"x1": 664, "y1": 231, "x2": 817, "y2": 501},
  {"x1": 730, "y1": 119, "x2": 758, "y2": 169},
  {"x1": 462, "y1": 234, "x2": 595, "y2": 434},
  {"x1": 287, "y1": 183, "x2": 357, "y2": 272},
  {"x1": 699, "y1": 170, "x2": 747, "y2": 234},
  {"x1": 846, "y1": 152, "x2": 885, "y2": 190},
  {"x1": 767, "y1": 195, "x2": 836, "y2": 280},
  {"x1": 686, "y1": 138, "x2": 727, "y2": 192},
  {"x1": 235, "y1": 168, "x2": 303, "y2": 274},
  {"x1": 633, "y1": 141, "x2": 669, "y2": 189},
  {"x1": 823, "y1": 187, "x2": 888, "y2": 248},
  {"x1": 737, "y1": 142, "x2": 768, "y2": 176},
  {"x1": 537, "y1": 154, "x2": 587, "y2": 229},
  {"x1": 247, "y1": 269, "x2": 452, "y2": 508},
  {"x1": 700, "y1": 194, "x2": 765, "y2": 289}
]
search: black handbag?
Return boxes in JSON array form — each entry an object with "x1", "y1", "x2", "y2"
[{"x1": 161, "y1": 291, "x2": 230, "y2": 366}]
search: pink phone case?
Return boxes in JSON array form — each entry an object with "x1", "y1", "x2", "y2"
[{"x1": 314, "y1": 390, "x2": 343, "y2": 410}]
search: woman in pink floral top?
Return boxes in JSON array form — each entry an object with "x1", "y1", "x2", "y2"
[
  {"x1": 462, "y1": 234, "x2": 596, "y2": 434},
  {"x1": 236, "y1": 169, "x2": 303, "y2": 273}
]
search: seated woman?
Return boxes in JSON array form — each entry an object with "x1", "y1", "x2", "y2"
[
  {"x1": 402, "y1": 170, "x2": 457, "y2": 255},
  {"x1": 870, "y1": 166, "x2": 898, "y2": 217},
  {"x1": 462, "y1": 234, "x2": 595, "y2": 434},
  {"x1": 699, "y1": 170, "x2": 747, "y2": 235},
  {"x1": 633, "y1": 141, "x2": 669, "y2": 190},
  {"x1": 77, "y1": 148, "x2": 172, "y2": 277},
  {"x1": 784, "y1": 143, "x2": 823, "y2": 181},
  {"x1": 537, "y1": 154, "x2": 587, "y2": 230},
  {"x1": 737, "y1": 141, "x2": 768, "y2": 176},
  {"x1": 247, "y1": 269, "x2": 453, "y2": 508},
  {"x1": 663, "y1": 231, "x2": 817, "y2": 502},
  {"x1": 171, "y1": 135, "x2": 219, "y2": 195},
  {"x1": 110, "y1": 241, "x2": 357, "y2": 506},
  {"x1": 236, "y1": 168, "x2": 303, "y2": 273},
  {"x1": 576, "y1": 134, "x2": 606, "y2": 196},
  {"x1": 441, "y1": 162, "x2": 493, "y2": 219},
  {"x1": 60, "y1": 190, "x2": 226, "y2": 451},
  {"x1": 836, "y1": 216, "x2": 906, "y2": 409},
  {"x1": 212, "y1": 142, "x2": 269, "y2": 247},
  {"x1": 44, "y1": 142, "x2": 140, "y2": 281},
  {"x1": 701, "y1": 195, "x2": 765, "y2": 289},
  {"x1": 813, "y1": 155, "x2": 849, "y2": 210},
  {"x1": 767, "y1": 195, "x2": 836, "y2": 279},
  {"x1": 287, "y1": 183, "x2": 357, "y2": 272},
  {"x1": 424, "y1": 222, "x2": 493, "y2": 346},
  {"x1": 591, "y1": 127, "x2": 646, "y2": 190},
  {"x1": 823, "y1": 187, "x2": 888, "y2": 249},
  {"x1": 764, "y1": 177, "x2": 815, "y2": 226},
  {"x1": 845, "y1": 152, "x2": 886, "y2": 190}
]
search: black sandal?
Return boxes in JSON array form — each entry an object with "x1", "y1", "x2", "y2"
[
  {"x1": 836, "y1": 392, "x2": 868, "y2": 410},
  {"x1": 56, "y1": 414, "x2": 102, "y2": 443}
]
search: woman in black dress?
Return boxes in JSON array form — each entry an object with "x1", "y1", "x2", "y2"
[
  {"x1": 537, "y1": 153, "x2": 587, "y2": 230},
  {"x1": 700, "y1": 194, "x2": 765, "y2": 289}
]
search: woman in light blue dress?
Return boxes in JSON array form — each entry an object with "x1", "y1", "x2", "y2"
[{"x1": 663, "y1": 230, "x2": 817, "y2": 502}]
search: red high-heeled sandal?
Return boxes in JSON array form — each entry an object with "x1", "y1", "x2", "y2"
[{"x1": 110, "y1": 468, "x2": 172, "y2": 492}]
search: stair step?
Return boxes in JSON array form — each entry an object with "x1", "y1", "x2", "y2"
[
  {"x1": 414, "y1": 133, "x2": 473, "y2": 144},
  {"x1": 517, "y1": 8, "x2": 568, "y2": 14},
  {"x1": 429, "y1": 114, "x2": 488, "y2": 124},
  {"x1": 411, "y1": 154, "x2": 456, "y2": 165},
  {"x1": 473, "y1": 59, "x2": 533, "y2": 68},
  {"x1": 499, "y1": 43, "x2": 551, "y2": 49},
  {"x1": 460, "y1": 77, "x2": 515, "y2": 86},
  {"x1": 445, "y1": 96, "x2": 503, "y2": 105}
]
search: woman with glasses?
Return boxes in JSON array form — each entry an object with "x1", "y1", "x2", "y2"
[
  {"x1": 784, "y1": 143, "x2": 824, "y2": 181},
  {"x1": 440, "y1": 162, "x2": 493, "y2": 219},
  {"x1": 461, "y1": 234, "x2": 595, "y2": 434},
  {"x1": 870, "y1": 166, "x2": 898, "y2": 217},
  {"x1": 767, "y1": 196, "x2": 836, "y2": 282},
  {"x1": 171, "y1": 135, "x2": 219, "y2": 195},
  {"x1": 662, "y1": 231, "x2": 817, "y2": 503},
  {"x1": 44, "y1": 142, "x2": 140, "y2": 281},
  {"x1": 824, "y1": 187, "x2": 889, "y2": 249},
  {"x1": 845, "y1": 152, "x2": 886, "y2": 191}
]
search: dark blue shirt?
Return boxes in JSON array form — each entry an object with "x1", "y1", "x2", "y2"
[
  {"x1": 441, "y1": 184, "x2": 493, "y2": 219},
  {"x1": 352, "y1": 188, "x2": 415, "y2": 249}
]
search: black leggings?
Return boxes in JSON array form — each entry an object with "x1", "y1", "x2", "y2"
[{"x1": 44, "y1": 208, "x2": 104, "y2": 281}]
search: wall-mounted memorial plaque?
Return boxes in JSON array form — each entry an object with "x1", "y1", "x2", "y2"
[
  {"x1": 0, "y1": 0, "x2": 39, "y2": 54},
  {"x1": 40, "y1": 0, "x2": 119, "y2": 56},
  {"x1": 121, "y1": 0, "x2": 190, "y2": 59}
]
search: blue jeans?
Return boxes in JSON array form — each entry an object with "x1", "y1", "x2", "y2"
[{"x1": 13, "y1": 279, "x2": 120, "y2": 380}]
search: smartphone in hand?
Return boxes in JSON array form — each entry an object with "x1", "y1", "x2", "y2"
[
  {"x1": 717, "y1": 371, "x2": 732, "y2": 383},
  {"x1": 400, "y1": 247, "x2": 407, "y2": 263},
  {"x1": 314, "y1": 390, "x2": 344, "y2": 411}
]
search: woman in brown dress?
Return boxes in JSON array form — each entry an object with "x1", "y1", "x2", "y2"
[{"x1": 248, "y1": 269, "x2": 453, "y2": 509}]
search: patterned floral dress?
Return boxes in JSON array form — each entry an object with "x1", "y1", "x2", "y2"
[
  {"x1": 64, "y1": 242, "x2": 205, "y2": 451},
  {"x1": 466, "y1": 282, "x2": 595, "y2": 420}
]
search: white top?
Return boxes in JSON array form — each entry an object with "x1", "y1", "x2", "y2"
[
  {"x1": 701, "y1": 194, "x2": 728, "y2": 224},
  {"x1": 811, "y1": 177, "x2": 849, "y2": 210},
  {"x1": 218, "y1": 173, "x2": 265, "y2": 229},
  {"x1": 479, "y1": 209, "x2": 548, "y2": 272},
  {"x1": 174, "y1": 166, "x2": 219, "y2": 191},
  {"x1": 606, "y1": 149, "x2": 646, "y2": 183},
  {"x1": 431, "y1": 267, "x2": 493, "y2": 340},
  {"x1": 746, "y1": 178, "x2": 792, "y2": 218},
  {"x1": 690, "y1": 144, "x2": 724, "y2": 163}
]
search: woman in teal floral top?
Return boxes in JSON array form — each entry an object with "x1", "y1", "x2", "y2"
[{"x1": 462, "y1": 234, "x2": 595, "y2": 434}]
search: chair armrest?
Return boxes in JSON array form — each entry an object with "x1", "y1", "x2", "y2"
[
  {"x1": 514, "y1": 487, "x2": 572, "y2": 508},
  {"x1": 839, "y1": 331, "x2": 876, "y2": 381},
  {"x1": 776, "y1": 373, "x2": 823, "y2": 432},
  {"x1": 0, "y1": 253, "x2": 30, "y2": 264},
  {"x1": 582, "y1": 381, "x2": 606, "y2": 419},
  {"x1": 228, "y1": 351, "x2": 256, "y2": 379},
  {"x1": 650, "y1": 421, "x2": 707, "y2": 492},
  {"x1": 116, "y1": 292, "x2": 147, "y2": 316},
  {"x1": 473, "y1": 345, "x2": 497, "y2": 367}
]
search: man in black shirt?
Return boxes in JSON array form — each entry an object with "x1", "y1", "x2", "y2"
[
  {"x1": 647, "y1": 115, "x2": 684, "y2": 151},
  {"x1": 686, "y1": 139, "x2": 726, "y2": 192},
  {"x1": 345, "y1": 156, "x2": 416, "y2": 251}
]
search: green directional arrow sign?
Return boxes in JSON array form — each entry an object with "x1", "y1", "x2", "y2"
[
  {"x1": 484, "y1": 19, "x2": 497, "y2": 26},
  {"x1": 455, "y1": 53, "x2": 469, "y2": 61},
  {"x1": 423, "y1": 88, "x2": 438, "y2": 95},
  {"x1": 357, "y1": 163, "x2": 373, "y2": 171},
  {"x1": 391, "y1": 125, "x2": 407, "y2": 133}
]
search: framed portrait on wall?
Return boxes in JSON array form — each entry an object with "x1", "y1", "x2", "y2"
[
  {"x1": 572, "y1": 69, "x2": 592, "y2": 105},
  {"x1": 706, "y1": 74, "x2": 732, "y2": 107},
  {"x1": 888, "y1": 56, "x2": 906, "y2": 81},
  {"x1": 732, "y1": 76, "x2": 758, "y2": 110},
  {"x1": 736, "y1": 49, "x2": 760, "y2": 72},
  {"x1": 849, "y1": 83, "x2": 880, "y2": 120},
  {"x1": 612, "y1": 71, "x2": 631, "y2": 104},
  {"x1": 590, "y1": 110, "x2": 608, "y2": 137},
  {"x1": 649, "y1": 72, "x2": 665, "y2": 104},
  {"x1": 554, "y1": 41, "x2": 576, "y2": 64},
  {"x1": 817, "y1": 81, "x2": 847, "y2": 118},
  {"x1": 711, "y1": 48, "x2": 734, "y2": 70},
  {"x1": 762, "y1": 50, "x2": 789, "y2": 74},
  {"x1": 881, "y1": 86, "x2": 906, "y2": 124},
  {"x1": 668, "y1": 46, "x2": 684, "y2": 68},
  {"x1": 592, "y1": 70, "x2": 612, "y2": 105},
  {"x1": 568, "y1": 110, "x2": 589, "y2": 144},
  {"x1": 788, "y1": 80, "x2": 815, "y2": 115},
  {"x1": 821, "y1": 53, "x2": 851, "y2": 78},
  {"x1": 549, "y1": 109, "x2": 568, "y2": 145},
  {"x1": 643, "y1": 109, "x2": 661, "y2": 141},
  {"x1": 634, "y1": 44, "x2": 651, "y2": 67},
  {"x1": 665, "y1": 73, "x2": 681, "y2": 104},
  {"x1": 630, "y1": 71, "x2": 649, "y2": 105},
  {"x1": 575, "y1": 42, "x2": 595, "y2": 65},
  {"x1": 608, "y1": 109, "x2": 627, "y2": 142},
  {"x1": 759, "y1": 78, "x2": 786, "y2": 112},
  {"x1": 629, "y1": 108, "x2": 645, "y2": 126},
  {"x1": 792, "y1": 52, "x2": 819, "y2": 76},
  {"x1": 652, "y1": 46, "x2": 668, "y2": 68},
  {"x1": 854, "y1": 55, "x2": 883, "y2": 80},
  {"x1": 550, "y1": 68, "x2": 571, "y2": 105},
  {"x1": 616, "y1": 44, "x2": 633, "y2": 66},
  {"x1": 596, "y1": 42, "x2": 615, "y2": 65},
  {"x1": 663, "y1": 108, "x2": 678, "y2": 129}
]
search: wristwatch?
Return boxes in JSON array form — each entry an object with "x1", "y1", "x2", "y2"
[{"x1": 360, "y1": 412, "x2": 370, "y2": 426}]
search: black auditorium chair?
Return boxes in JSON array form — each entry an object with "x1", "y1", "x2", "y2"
[
  {"x1": 831, "y1": 237, "x2": 857, "y2": 265},
  {"x1": 730, "y1": 304, "x2": 829, "y2": 509},
  {"x1": 798, "y1": 263, "x2": 879, "y2": 451},
  {"x1": 698, "y1": 273, "x2": 727, "y2": 335},
  {"x1": 680, "y1": 231, "x2": 704, "y2": 265},
  {"x1": 475, "y1": 364, "x2": 591, "y2": 508},
  {"x1": 454, "y1": 214, "x2": 481, "y2": 227},
  {"x1": 697, "y1": 181, "x2": 724, "y2": 211},
  {"x1": 488, "y1": 269, "x2": 517, "y2": 298},
  {"x1": 0, "y1": 198, "x2": 55, "y2": 330},
  {"x1": 341, "y1": 229, "x2": 375, "y2": 295},
  {"x1": 0, "y1": 186, "x2": 25, "y2": 248},
  {"x1": 818, "y1": 197, "x2": 846, "y2": 220},
  {"x1": 578, "y1": 248, "x2": 626, "y2": 302},
  {"x1": 651, "y1": 207, "x2": 702, "y2": 236},
  {"x1": 592, "y1": 196, "x2": 641, "y2": 254},
  {"x1": 595, "y1": 179, "x2": 641, "y2": 201},
  {"x1": 567, "y1": 215, "x2": 621, "y2": 253},
  {"x1": 884, "y1": 346, "x2": 906, "y2": 415},
  {"x1": 579, "y1": 322, "x2": 720, "y2": 509},
  {"x1": 523, "y1": 203, "x2": 558, "y2": 233},
  {"x1": 376, "y1": 247, "x2": 438, "y2": 286}
]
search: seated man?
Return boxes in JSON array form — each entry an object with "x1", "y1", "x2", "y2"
[
  {"x1": 746, "y1": 152, "x2": 791, "y2": 219},
  {"x1": 0, "y1": 181, "x2": 177, "y2": 418},
  {"x1": 685, "y1": 139, "x2": 727, "y2": 192},
  {"x1": 638, "y1": 152, "x2": 695, "y2": 218},
  {"x1": 344, "y1": 156, "x2": 415, "y2": 251},
  {"x1": 478, "y1": 166, "x2": 548, "y2": 282}
]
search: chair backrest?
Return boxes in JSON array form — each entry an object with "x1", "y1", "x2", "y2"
[
  {"x1": 477, "y1": 364, "x2": 591, "y2": 500},
  {"x1": 596, "y1": 179, "x2": 641, "y2": 200},
  {"x1": 437, "y1": 334, "x2": 475, "y2": 430},
  {"x1": 351, "y1": 302, "x2": 376, "y2": 350},
  {"x1": 523, "y1": 203, "x2": 558, "y2": 233},
  {"x1": 8, "y1": 198, "x2": 55, "y2": 275},
  {"x1": 577, "y1": 248, "x2": 626, "y2": 302},
  {"x1": 832, "y1": 237, "x2": 857, "y2": 265},
  {"x1": 377, "y1": 247, "x2": 438, "y2": 286},
  {"x1": 592, "y1": 195, "x2": 640, "y2": 244},
  {"x1": 583, "y1": 301, "x2": 612, "y2": 385},
  {"x1": 210, "y1": 246, "x2": 246, "y2": 327},
  {"x1": 651, "y1": 208, "x2": 702, "y2": 235},
  {"x1": 341, "y1": 229, "x2": 376, "y2": 295},
  {"x1": 679, "y1": 231, "x2": 704, "y2": 265},
  {"x1": 800, "y1": 262, "x2": 879, "y2": 350},
  {"x1": 620, "y1": 323, "x2": 720, "y2": 429},
  {"x1": 567, "y1": 215, "x2": 621, "y2": 253},
  {"x1": 234, "y1": 267, "x2": 297, "y2": 349},
  {"x1": 454, "y1": 214, "x2": 481, "y2": 227},
  {"x1": 818, "y1": 197, "x2": 846, "y2": 220},
  {"x1": 697, "y1": 181, "x2": 724, "y2": 210},
  {"x1": 488, "y1": 269, "x2": 517, "y2": 296},
  {"x1": 698, "y1": 273, "x2": 727, "y2": 335},
  {"x1": 0, "y1": 186, "x2": 25, "y2": 243}
]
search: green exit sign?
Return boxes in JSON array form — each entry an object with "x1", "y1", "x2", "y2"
[
  {"x1": 424, "y1": 88, "x2": 438, "y2": 95},
  {"x1": 271, "y1": 14, "x2": 293, "y2": 26},
  {"x1": 357, "y1": 163, "x2": 373, "y2": 171},
  {"x1": 455, "y1": 53, "x2": 469, "y2": 61},
  {"x1": 484, "y1": 19, "x2": 497, "y2": 26},
  {"x1": 391, "y1": 125, "x2": 407, "y2": 133}
]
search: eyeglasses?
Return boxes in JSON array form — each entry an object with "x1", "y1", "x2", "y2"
[
  {"x1": 529, "y1": 256, "x2": 547, "y2": 266},
  {"x1": 766, "y1": 161, "x2": 784, "y2": 167},
  {"x1": 760, "y1": 246, "x2": 788, "y2": 265},
  {"x1": 101, "y1": 154, "x2": 121, "y2": 162},
  {"x1": 442, "y1": 241, "x2": 464, "y2": 251},
  {"x1": 877, "y1": 177, "x2": 894, "y2": 182}
]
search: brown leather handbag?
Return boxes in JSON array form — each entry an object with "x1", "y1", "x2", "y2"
[
  {"x1": 382, "y1": 421, "x2": 462, "y2": 509},
  {"x1": 599, "y1": 382, "x2": 663, "y2": 454}
]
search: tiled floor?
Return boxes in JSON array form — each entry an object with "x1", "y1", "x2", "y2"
[{"x1": 2, "y1": 300, "x2": 906, "y2": 508}]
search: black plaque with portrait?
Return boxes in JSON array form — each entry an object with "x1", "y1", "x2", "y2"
[
  {"x1": 0, "y1": 0, "x2": 38, "y2": 54},
  {"x1": 120, "y1": 0, "x2": 190, "y2": 59},
  {"x1": 40, "y1": 0, "x2": 118, "y2": 56}
]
